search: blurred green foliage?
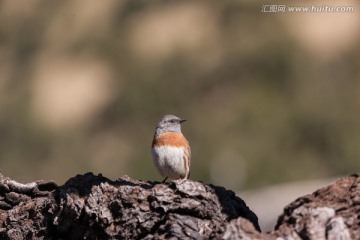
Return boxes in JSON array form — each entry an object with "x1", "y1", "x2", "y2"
[{"x1": 0, "y1": 0, "x2": 359, "y2": 190}]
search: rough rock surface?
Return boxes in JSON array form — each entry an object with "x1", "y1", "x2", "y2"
[
  {"x1": 0, "y1": 172, "x2": 358, "y2": 239},
  {"x1": 54, "y1": 173, "x2": 259, "y2": 239},
  {"x1": 0, "y1": 172, "x2": 58, "y2": 239},
  {"x1": 272, "y1": 173, "x2": 360, "y2": 240}
]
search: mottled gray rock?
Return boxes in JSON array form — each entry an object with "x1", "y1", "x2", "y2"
[
  {"x1": 0, "y1": 172, "x2": 358, "y2": 239},
  {"x1": 272, "y1": 174, "x2": 359, "y2": 240},
  {"x1": 54, "y1": 173, "x2": 260, "y2": 239},
  {"x1": 0, "y1": 171, "x2": 57, "y2": 240}
]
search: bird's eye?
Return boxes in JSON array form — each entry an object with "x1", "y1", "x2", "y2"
[{"x1": 170, "y1": 119, "x2": 175, "y2": 123}]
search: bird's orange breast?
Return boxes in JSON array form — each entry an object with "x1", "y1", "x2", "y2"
[{"x1": 152, "y1": 132, "x2": 188, "y2": 148}]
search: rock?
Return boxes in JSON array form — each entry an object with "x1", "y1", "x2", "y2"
[
  {"x1": 272, "y1": 174, "x2": 359, "y2": 240},
  {"x1": 54, "y1": 173, "x2": 260, "y2": 239},
  {"x1": 0, "y1": 171, "x2": 358, "y2": 239},
  {"x1": 0, "y1": 173, "x2": 57, "y2": 240}
]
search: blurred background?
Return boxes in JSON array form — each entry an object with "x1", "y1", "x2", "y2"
[{"x1": 0, "y1": 0, "x2": 359, "y2": 231}]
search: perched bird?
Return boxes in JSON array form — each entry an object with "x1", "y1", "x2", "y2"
[{"x1": 151, "y1": 114, "x2": 191, "y2": 182}]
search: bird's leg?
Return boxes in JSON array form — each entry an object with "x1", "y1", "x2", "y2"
[{"x1": 162, "y1": 177, "x2": 168, "y2": 183}]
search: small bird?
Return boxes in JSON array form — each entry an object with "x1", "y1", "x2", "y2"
[{"x1": 151, "y1": 114, "x2": 191, "y2": 182}]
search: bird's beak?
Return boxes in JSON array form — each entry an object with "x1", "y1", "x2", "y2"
[{"x1": 180, "y1": 119, "x2": 186, "y2": 123}]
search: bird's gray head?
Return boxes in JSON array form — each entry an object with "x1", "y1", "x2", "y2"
[{"x1": 154, "y1": 114, "x2": 186, "y2": 136}]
